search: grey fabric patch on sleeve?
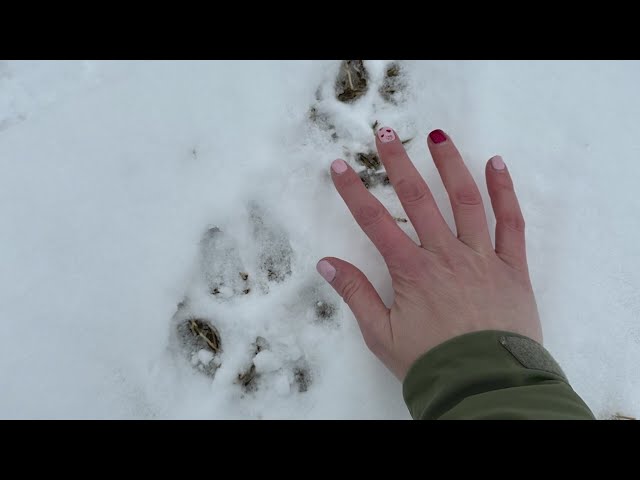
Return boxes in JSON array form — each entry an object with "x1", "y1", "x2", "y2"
[{"x1": 499, "y1": 335, "x2": 568, "y2": 382}]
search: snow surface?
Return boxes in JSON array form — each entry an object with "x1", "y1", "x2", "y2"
[{"x1": 1, "y1": 60, "x2": 639, "y2": 419}]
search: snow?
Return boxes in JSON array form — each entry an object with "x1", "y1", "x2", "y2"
[{"x1": 1, "y1": 60, "x2": 639, "y2": 419}]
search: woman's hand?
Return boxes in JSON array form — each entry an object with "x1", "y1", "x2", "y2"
[{"x1": 317, "y1": 128, "x2": 542, "y2": 380}]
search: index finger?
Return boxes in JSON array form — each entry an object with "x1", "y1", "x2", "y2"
[{"x1": 330, "y1": 159, "x2": 416, "y2": 265}]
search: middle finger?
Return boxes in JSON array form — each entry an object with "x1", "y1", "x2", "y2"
[{"x1": 376, "y1": 126, "x2": 453, "y2": 251}]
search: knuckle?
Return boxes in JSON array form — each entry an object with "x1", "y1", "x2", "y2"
[
  {"x1": 498, "y1": 213, "x2": 526, "y2": 233},
  {"x1": 340, "y1": 274, "x2": 365, "y2": 304},
  {"x1": 496, "y1": 251, "x2": 527, "y2": 271},
  {"x1": 454, "y1": 187, "x2": 483, "y2": 206},
  {"x1": 341, "y1": 172, "x2": 363, "y2": 189},
  {"x1": 493, "y1": 171, "x2": 515, "y2": 190},
  {"x1": 393, "y1": 255, "x2": 430, "y2": 283},
  {"x1": 493, "y1": 183, "x2": 517, "y2": 201},
  {"x1": 355, "y1": 203, "x2": 385, "y2": 228},
  {"x1": 396, "y1": 178, "x2": 428, "y2": 206},
  {"x1": 383, "y1": 239, "x2": 418, "y2": 268},
  {"x1": 436, "y1": 245, "x2": 466, "y2": 275}
]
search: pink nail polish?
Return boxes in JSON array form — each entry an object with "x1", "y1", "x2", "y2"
[
  {"x1": 377, "y1": 127, "x2": 396, "y2": 143},
  {"x1": 331, "y1": 159, "x2": 348, "y2": 174},
  {"x1": 378, "y1": 127, "x2": 396, "y2": 143},
  {"x1": 429, "y1": 129, "x2": 447, "y2": 144},
  {"x1": 316, "y1": 260, "x2": 336, "y2": 283},
  {"x1": 490, "y1": 155, "x2": 506, "y2": 171}
]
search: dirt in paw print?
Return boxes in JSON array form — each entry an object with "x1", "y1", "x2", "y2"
[
  {"x1": 335, "y1": 60, "x2": 369, "y2": 103},
  {"x1": 355, "y1": 151, "x2": 381, "y2": 171},
  {"x1": 308, "y1": 60, "x2": 411, "y2": 147},
  {"x1": 314, "y1": 300, "x2": 336, "y2": 322},
  {"x1": 199, "y1": 226, "x2": 249, "y2": 297},
  {"x1": 173, "y1": 313, "x2": 223, "y2": 378},
  {"x1": 358, "y1": 168, "x2": 389, "y2": 190},
  {"x1": 379, "y1": 62, "x2": 407, "y2": 104},
  {"x1": 293, "y1": 280, "x2": 339, "y2": 325},
  {"x1": 308, "y1": 102, "x2": 337, "y2": 139},
  {"x1": 237, "y1": 336, "x2": 269, "y2": 393},
  {"x1": 293, "y1": 362, "x2": 312, "y2": 393}
]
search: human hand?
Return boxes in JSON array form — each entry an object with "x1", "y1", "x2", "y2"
[{"x1": 316, "y1": 128, "x2": 542, "y2": 380}]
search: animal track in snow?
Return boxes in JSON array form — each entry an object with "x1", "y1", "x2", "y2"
[
  {"x1": 169, "y1": 205, "x2": 336, "y2": 396},
  {"x1": 249, "y1": 202, "x2": 293, "y2": 287},
  {"x1": 308, "y1": 60, "x2": 412, "y2": 224},
  {"x1": 168, "y1": 60, "x2": 412, "y2": 400}
]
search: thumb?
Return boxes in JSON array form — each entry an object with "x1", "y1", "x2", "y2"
[{"x1": 316, "y1": 257, "x2": 390, "y2": 353}]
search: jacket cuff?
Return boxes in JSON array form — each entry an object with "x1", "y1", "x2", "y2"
[{"x1": 402, "y1": 330, "x2": 590, "y2": 419}]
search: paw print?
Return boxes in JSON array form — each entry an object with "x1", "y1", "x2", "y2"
[
  {"x1": 307, "y1": 60, "x2": 412, "y2": 226},
  {"x1": 168, "y1": 204, "x2": 337, "y2": 396}
]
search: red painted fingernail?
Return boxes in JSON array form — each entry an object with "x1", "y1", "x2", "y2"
[
  {"x1": 429, "y1": 129, "x2": 447, "y2": 144},
  {"x1": 490, "y1": 155, "x2": 506, "y2": 171},
  {"x1": 377, "y1": 126, "x2": 396, "y2": 143},
  {"x1": 331, "y1": 159, "x2": 348, "y2": 174}
]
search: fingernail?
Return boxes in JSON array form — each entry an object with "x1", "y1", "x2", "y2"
[
  {"x1": 377, "y1": 126, "x2": 396, "y2": 143},
  {"x1": 429, "y1": 129, "x2": 447, "y2": 144},
  {"x1": 490, "y1": 155, "x2": 506, "y2": 171},
  {"x1": 331, "y1": 159, "x2": 348, "y2": 175},
  {"x1": 316, "y1": 260, "x2": 336, "y2": 283}
]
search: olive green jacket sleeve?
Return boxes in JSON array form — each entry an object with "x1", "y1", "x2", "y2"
[{"x1": 402, "y1": 330, "x2": 595, "y2": 420}]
